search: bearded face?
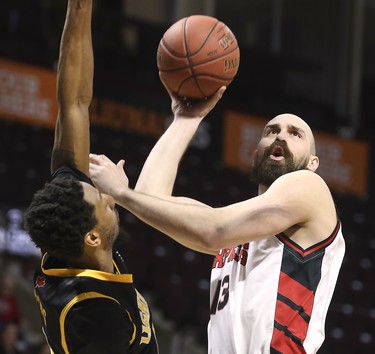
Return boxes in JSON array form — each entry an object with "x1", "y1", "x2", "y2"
[{"x1": 250, "y1": 140, "x2": 310, "y2": 187}]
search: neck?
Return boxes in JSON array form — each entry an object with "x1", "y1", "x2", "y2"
[
  {"x1": 258, "y1": 184, "x2": 268, "y2": 195},
  {"x1": 68, "y1": 250, "x2": 114, "y2": 273}
]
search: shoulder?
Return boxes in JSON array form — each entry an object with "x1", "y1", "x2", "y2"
[
  {"x1": 278, "y1": 169, "x2": 325, "y2": 183},
  {"x1": 274, "y1": 171, "x2": 338, "y2": 246},
  {"x1": 263, "y1": 170, "x2": 334, "y2": 216},
  {"x1": 50, "y1": 164, "x2": 93, "y2": 185},
  {"x1": 271, "y1": 170, "x2": 330, "y2": 196}
]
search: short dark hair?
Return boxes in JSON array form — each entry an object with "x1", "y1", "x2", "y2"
[{"x1": 24, "y1": 178, "x2": 97, "y2": 260}]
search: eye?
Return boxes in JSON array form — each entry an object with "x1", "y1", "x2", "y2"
[
  {"x1": 267, "y1": 129, "x2": 278, "y2": 135},
  {"x1": 291, "y1": 130, "x2": 302, "y2": 138}
]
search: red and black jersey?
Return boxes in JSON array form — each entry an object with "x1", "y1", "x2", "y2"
[
  {"x1": 34, "y1": 251, "x2": 159, "y2": 354},
  {"x1": 209, "y1": 221, "x2": 345, "y2": 354}
]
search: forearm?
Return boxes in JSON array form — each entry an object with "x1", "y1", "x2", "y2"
[
  {"x1": 135, "y1": 117, "x2": 202, "y2": 195},
  {"x1": 57, "y1": 0, "x2": 93, "y2": 107},
  {"x1": 135, "y1": 87, "x2": 225, "y2": 196},
  {"x1": 116, "y1": 188, "x2": 218, "y2": 254},
  {"x1": 52, "y1": 0, "x2": 93, "y2": 174}
]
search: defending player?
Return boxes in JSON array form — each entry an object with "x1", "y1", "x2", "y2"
[{"x1": 24, "y1": 1, "x2": 159, "y2": 352}]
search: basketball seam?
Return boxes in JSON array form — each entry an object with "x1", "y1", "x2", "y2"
[
  {"x1": 186, "y1": 74, "x2": 234, "y2": 81},
  {"x1": 183, "y1": 17, "x2": 220, "y2": 98},
  {"x1": 185, "y1": 21, "x2": 221, "y2": 57},
  {"x1": 159, "y1": 45, "x2": 239, "y2": 73},
  {"x1": 160, "y1": 39, "x2": 187, "y2": 58}
]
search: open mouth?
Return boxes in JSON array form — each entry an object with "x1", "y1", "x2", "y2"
[{"x1": 270, "y1": 145, "x2": 285, "y2": 160}]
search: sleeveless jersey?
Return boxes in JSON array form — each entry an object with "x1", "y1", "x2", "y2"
[
  {"x1": 33, "y1": 251, "x2": 159, "y2": 354},
  {"x1": 208, "y1": 221, "x2": 345, "y2": 354}
]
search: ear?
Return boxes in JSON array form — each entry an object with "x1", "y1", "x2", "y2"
[
  {"x1": 84, "y1": 231, "x2": 101, "y2": 248},
  {"x1": 307, "y1": 155, "x2": 319, "y2": 172}
]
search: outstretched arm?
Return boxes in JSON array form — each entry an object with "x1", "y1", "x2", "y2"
[
  {"x1": 51, "y1": 0, "x2": 93, "y2": 176},
  {"x1": 90, "y1": 155, "x2": 326, "y2": 254},
  {"x1": 135, "y1": 82, "x2": 226, "y2": 197}
]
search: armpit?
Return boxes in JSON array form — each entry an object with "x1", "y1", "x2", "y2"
[{"x1": 51, "y1": 149, "x2": 76, "y2": 172}]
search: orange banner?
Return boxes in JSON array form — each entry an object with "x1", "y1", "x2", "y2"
[
  {"x1": 0, "y1": 59, "x2": 169, "y2": 137},
  {"x1": 223, "y1": 111, "x2": 369, "y2": 196},
  {"x1": 89, "y1": 98, "x2": 168, "y2": 138},
  {"x1": 0, "y1": 58, "x2": 58, "y2": 128}
]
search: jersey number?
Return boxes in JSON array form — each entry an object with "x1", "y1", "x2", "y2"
[{"x1": 210, "y1": 275, "x2": 230, "y2": 314}]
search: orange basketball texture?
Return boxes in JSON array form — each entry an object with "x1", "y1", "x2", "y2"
[{"x1": 157, "y1": 15, "x2": 240, "y2": 99}]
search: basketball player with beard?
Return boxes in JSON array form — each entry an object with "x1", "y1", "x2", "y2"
[
  {"x1": 24, "y1": 1, "x2": 160, "y2": 353},
  {"x1": 89, "y1": 95, "x2": 345, "y2": 352}
]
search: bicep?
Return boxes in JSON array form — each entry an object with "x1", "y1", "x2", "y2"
[
  {"x1": 65, "y1": 299, "x2": 133, "y2": 354},
  {"x1": 215, "y1": 173, "x2": 319, "y2": 245},
  {"x1": 171, "y1": 196, "x2": 209, "y2": 207}
]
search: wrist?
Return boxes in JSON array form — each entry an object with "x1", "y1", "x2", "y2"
[
  {"x1": 173, "y1": 114, "x2": 204, "y2": 127},
  {"x1": 112, "y1": 185, "x2": 128, "y2": 202}
]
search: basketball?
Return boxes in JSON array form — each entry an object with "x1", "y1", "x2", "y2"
[{"x1": 157, "y1": 15, "x2": 240, "y2": 99}]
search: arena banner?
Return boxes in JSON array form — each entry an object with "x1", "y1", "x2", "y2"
[
  {"x1": 89, "y1": 97, "x2": 168, "y2": 138},
  {"x1": 223, "y1": 111, "x2": 369, "y2": 196},
  {"x1": 0, "y1": 58, "x2": 169, "y2": 137},
  {"x1": 0, "y1": 58, "x2": 58, "y2": 128}
]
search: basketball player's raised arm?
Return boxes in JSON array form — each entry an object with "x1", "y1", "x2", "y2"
[
  {"x1": 135, "y1": 85, "x2": 225, "y2": 198},
  {"x1": 51, "y1": 0, "x2": 93, "y2": 176},
  {"x1": 136, "y1": 15, "x2": 237, "y2": 197},
  {"x1": 133, "y1": 88, "x2": 225, "y2": 252}
]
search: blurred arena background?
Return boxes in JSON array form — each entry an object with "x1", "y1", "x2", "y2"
[{"x1": 0, "y1": 0, "x2": 374, "y2": 353}]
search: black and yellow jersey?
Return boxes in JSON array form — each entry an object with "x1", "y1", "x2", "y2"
[{"x1": 33, "y1": 251, "x2": 159, "y2": 354}]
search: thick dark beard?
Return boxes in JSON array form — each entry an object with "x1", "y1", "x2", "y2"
[{"x1": 250, "y1": 141, "x2": 309, "y2": 188}]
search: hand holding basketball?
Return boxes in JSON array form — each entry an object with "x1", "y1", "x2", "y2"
[{"x1": 157, "y1": 15, "x2": 240, "y2": 99}]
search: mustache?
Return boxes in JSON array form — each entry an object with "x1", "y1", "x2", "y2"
[
  {"x1": 264, "y1": 140, "x2": 291, "y2": 158},
  {"x1": 268, "y1": 140, "x2": 287, "y2": 151}
]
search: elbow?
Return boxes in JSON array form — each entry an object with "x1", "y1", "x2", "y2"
[{"x1": 198, "y1": 224, "x2": 226, "y2": 254}]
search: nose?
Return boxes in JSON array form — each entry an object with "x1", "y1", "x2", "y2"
[{"x1": 276, "y1": 129, "x2": 287, "y2": 141}]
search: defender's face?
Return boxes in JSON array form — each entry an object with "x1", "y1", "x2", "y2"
[{"x1": 82, "y1": 182, "x2": 120, "y2": 248}]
